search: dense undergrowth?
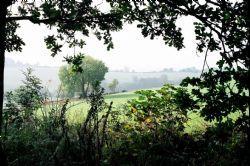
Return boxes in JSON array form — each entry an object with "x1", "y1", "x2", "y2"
[{"x1": 1, "y1": 69, "x2": 249, "y2": 166}]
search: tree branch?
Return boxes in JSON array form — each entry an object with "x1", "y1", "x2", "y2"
[{"x1": 6, "y1": 16, "x2": 56, "y2": 23}]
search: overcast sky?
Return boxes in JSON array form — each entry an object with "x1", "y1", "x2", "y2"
[{"x1": 6, "y1": 15, "x2": 220, "y2": 72}]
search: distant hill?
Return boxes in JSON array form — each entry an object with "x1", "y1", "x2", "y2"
[{"x1": 4, "y1": 58, "x2": 201, "y2": 94}]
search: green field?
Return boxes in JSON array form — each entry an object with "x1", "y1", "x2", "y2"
[
  {"x1": 45, "y1": 90, "x2": 208, "y2": 133},
  {"x1": 64, "y1": 91, "x2": 138, "y2": 123},
  {"x1": 40, "y1": 89, "x2": 242, "y2": 134}
]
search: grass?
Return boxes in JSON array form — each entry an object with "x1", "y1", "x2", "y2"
[
  {"x1": 185, "y1": 112, "x2": 208, "y2": 133},
  {"x1": 104, "y1": 91, "x2": 138, "y2": 103},
  {"x1": 40, "y1": 89, "x2": 240, "y2": 133},
  {"x1": 63, "y1": 91, "x2": 138, "y2": 124}
]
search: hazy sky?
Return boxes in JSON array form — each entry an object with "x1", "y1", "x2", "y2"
[{"x1": 6, "y1": 15, "x2": 220, "y2": 72}]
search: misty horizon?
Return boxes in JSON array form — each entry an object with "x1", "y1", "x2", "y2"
[{"x1": 5, "y1": 57, "x2": 202, "y2": 73}]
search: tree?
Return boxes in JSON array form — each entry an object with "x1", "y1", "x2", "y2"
[
  {"x1": 108, "y1": 0, "x2": 249, "y2": 144},
  {"x1": 59, "y1": 55, "x2": 108, "y2": 98},
  {"x1": 108, "y1": 79, "x2": 119, "y2": 93},
  {"x1": 58, "y1": 64, "x2": 79, "y2": 98},
  {"x1": 0, "y1": 0, "x2": 124, "y2": 135},
  {"x1": 4, "y1": 68, "x2": 43, "y2": 125}
]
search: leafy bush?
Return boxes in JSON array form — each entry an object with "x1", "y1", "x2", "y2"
[
  {"x1": 127, "y1": 84, "x2": 197, "y2": 132},
  {"x1": 104, "y1": 84, "x2": 249, "y2": 165}
]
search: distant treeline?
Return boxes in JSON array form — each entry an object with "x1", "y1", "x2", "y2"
[
  {"x1": 5, "y1": 58, "x2": 201, "y2": 94},
  {"x1": 102, "y1": 74, "x2": 181, "y2": 92},
  {"x1": 110, "y1": 67, "x2": 201, "y2": 73}
]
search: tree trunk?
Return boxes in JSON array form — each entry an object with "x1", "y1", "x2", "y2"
[
  {"x1": 0, "y1": 0, "x2": 7, "y2": 136},
  {"x1": 85, "y1": 83, "x2": 90, "y2": 97},
  {"x1": 0, "y1": 2, "x2": 8, "y2": 165},
  {"x1": 81, "y1": 81, "x2": 85, "y2": 98}
]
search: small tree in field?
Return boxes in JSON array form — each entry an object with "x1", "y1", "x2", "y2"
[
  {"x1": 108, "y1": 79, "x2": 119, "y2": 93},
  {"x1": 4, "y1": 68, "x2": 43, "y2": 126},
  {"x1": 59, "y1": 55, "x2": 108, "y2": 98}
]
